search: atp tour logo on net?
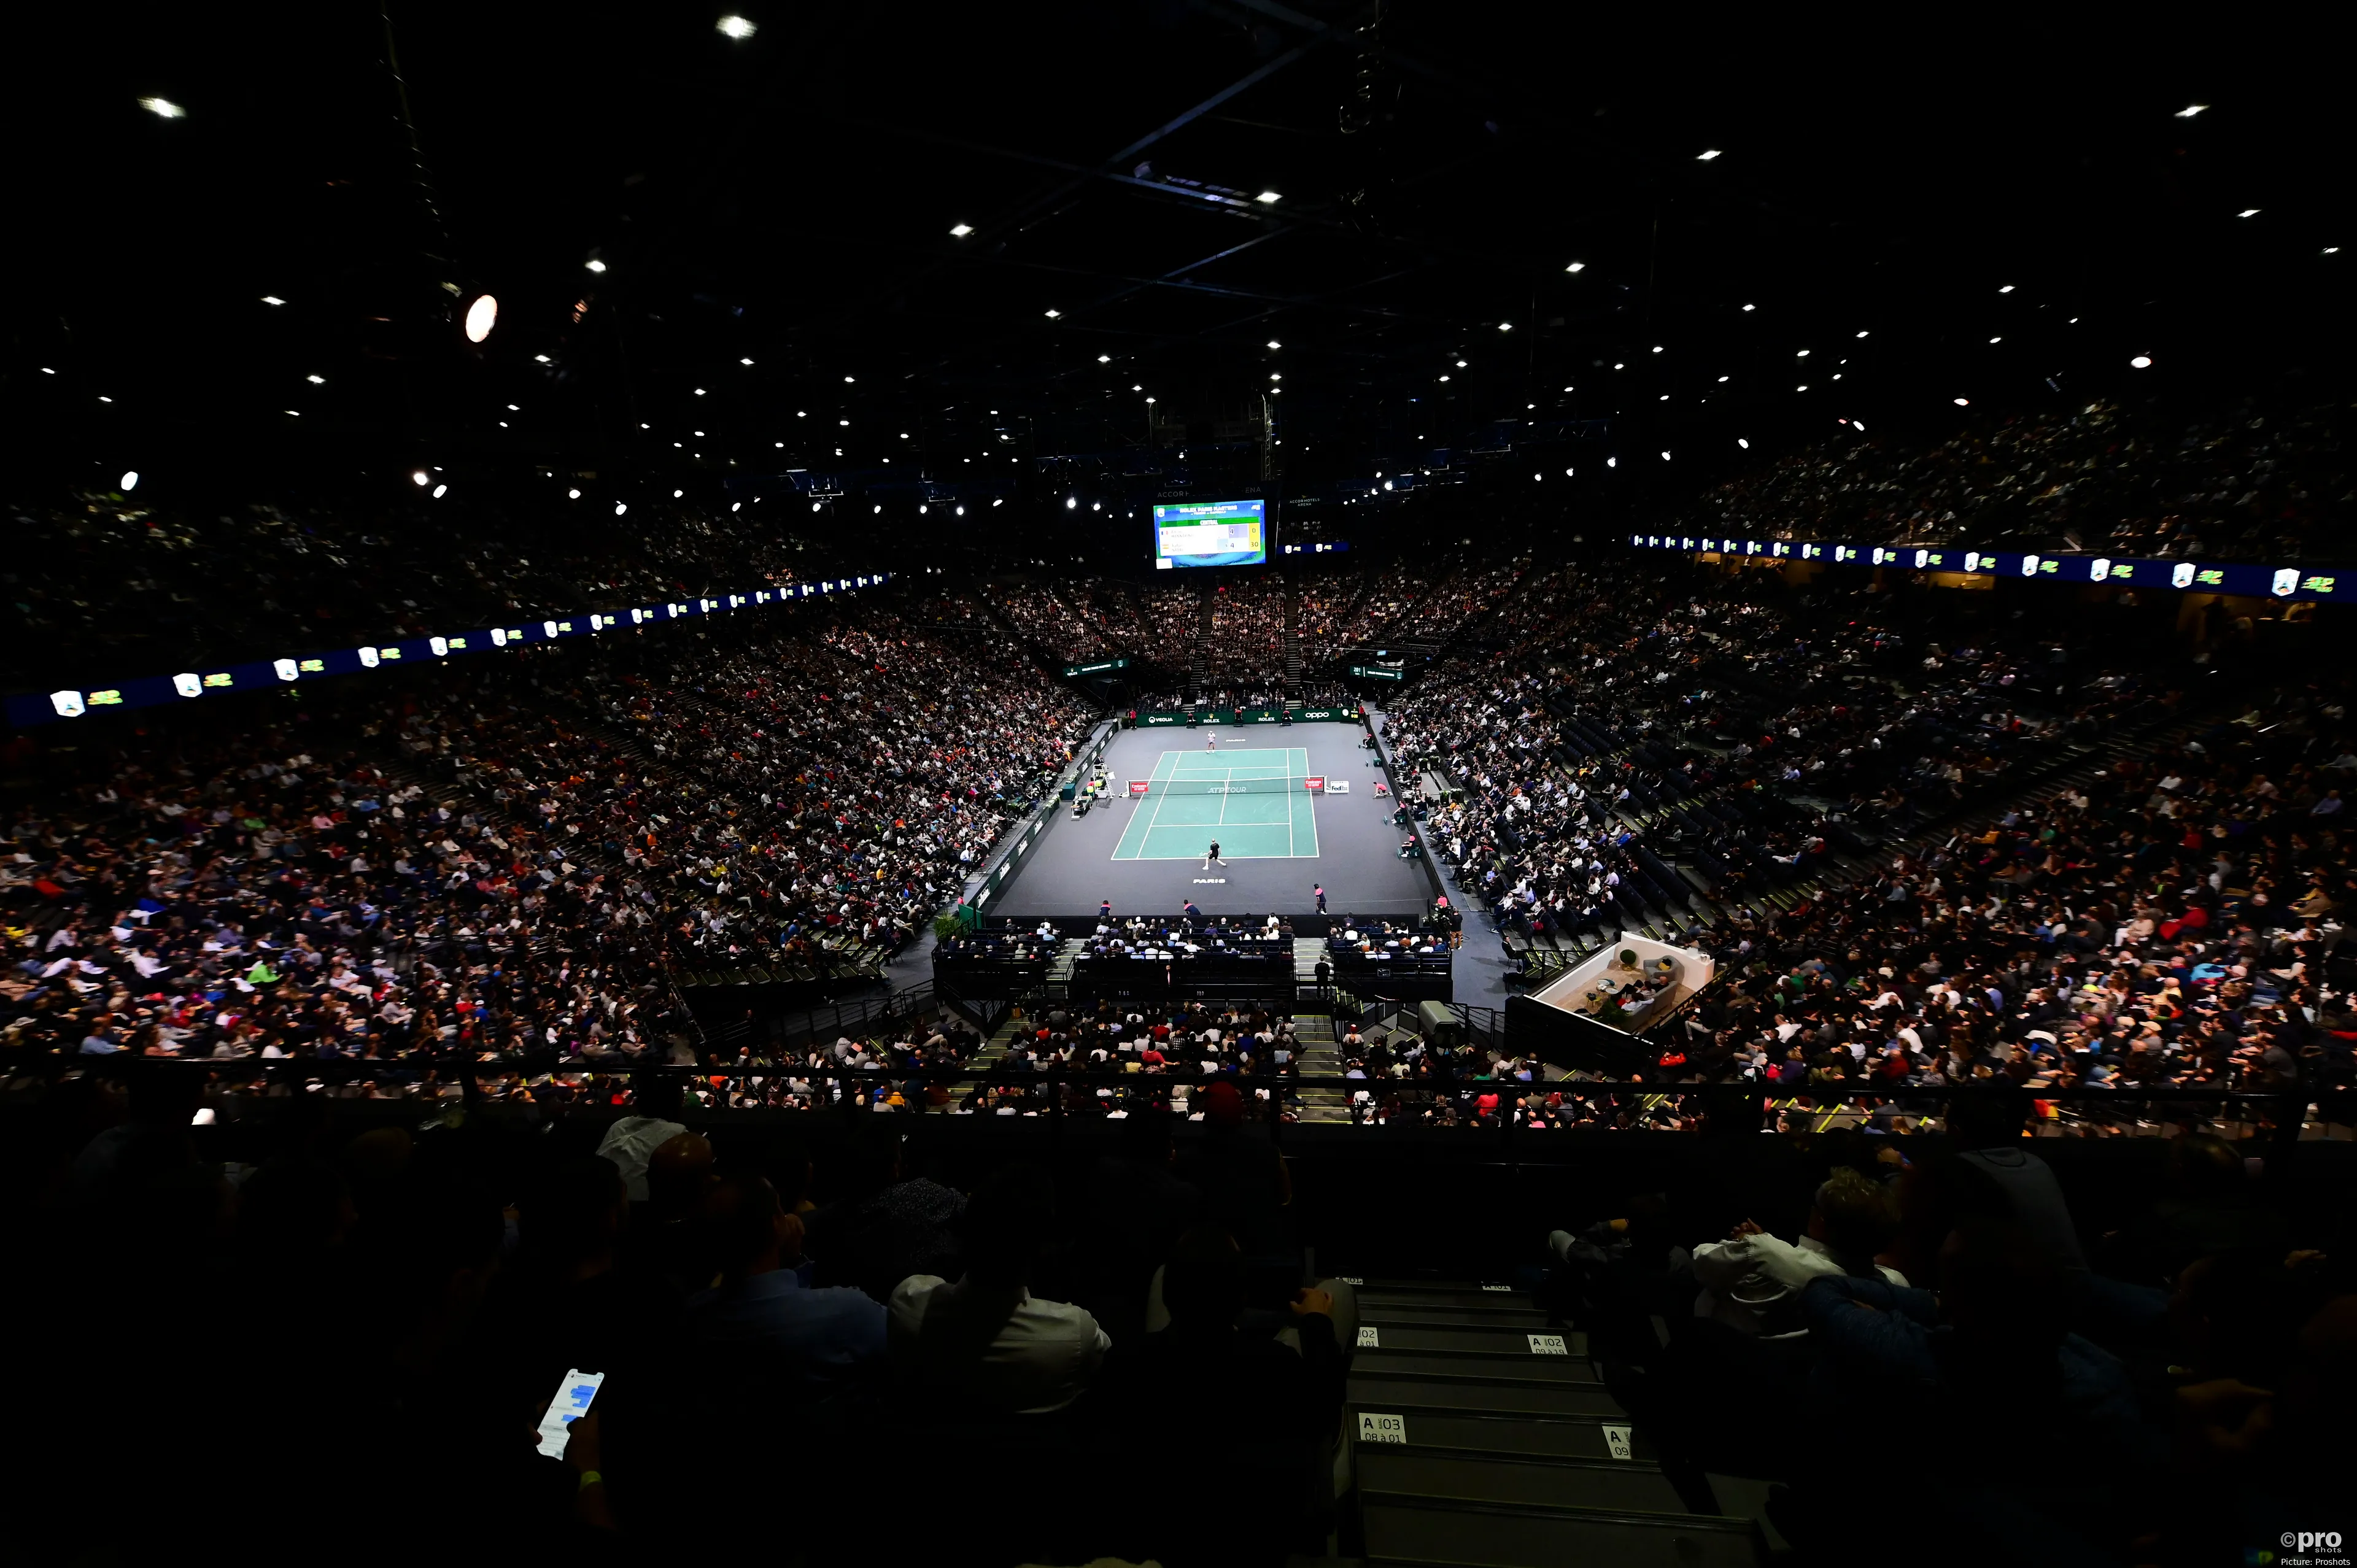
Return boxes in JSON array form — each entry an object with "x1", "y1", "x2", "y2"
[{"x1": 2266, "y1": 1529, "x2": 2350, "y2": 1567}]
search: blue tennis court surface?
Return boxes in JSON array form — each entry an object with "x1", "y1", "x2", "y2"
[{"x1": 1110, "y1": 746, "x2": 1321, "y2": 861}]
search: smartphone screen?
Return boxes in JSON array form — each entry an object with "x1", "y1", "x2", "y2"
[{"x1": 534, "y1": 1369, "x2": 605, "y2": 1459}]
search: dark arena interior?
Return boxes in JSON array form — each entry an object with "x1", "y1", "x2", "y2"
[{"x1": 7, "y1": 11, "x2": 2357, "y2": 1566}]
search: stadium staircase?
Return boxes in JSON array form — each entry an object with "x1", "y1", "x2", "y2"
[
  {"x1": 1186, "y1": 589, "x2": 1213, "y2": 720},
  {"x1": 1339, "y1": 1276, "x2": 1780, "y2": 1565},
  {"x1": 1282, "y1": 581, "x2": 1303, "y2": 690}
]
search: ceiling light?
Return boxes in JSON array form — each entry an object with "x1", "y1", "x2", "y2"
[
  {"x1": 1989, "y1": 336, "x2": 2002, "y2": 344},
  {"x1": 1742, "y1": 303, "x2": 1755, "y2": 312},
  {"x1": 306, "y1": 374, "x2": 324, "y2": 384},
  {"x1": 1652, "y1": 346, "x2": 1664, "y2": 353},
  {"x1": 568, "y1": 488, "x2": 581, "y2": 498},
  {"x1": 717, "y1": 15, "x2": 756, "y2": 39},
  {"x1": 1796, "y1": 385, "x2": 1808, "y2": 392},
  {"x1": 1267, "y1": 339, "x2": 1282, "y2": 349},
  {"x1": 1565, "y1": 261, "x2": 1585, "y2": 273},
  {"x1": 2130, "y1": 355, "x2": 2153, "y2": 368},
  {"x1": 1270, "y1": 373, "x2": 1280, "y2": 380},
  {"x1": 586, "y1": 260, "x2": 607, "y2": 273},
  {"x1": 2327, "y1": 247, "x2": 2342, "y2": 255},
  {"x1": 1797, "y1": 349, "x2": 1810, "y2": 357},
  {"x1": 1438, "y1": 375, "x2": 1450, "y2": 382},
  {"x1": 1697, "y1": 149, "x2": 1721, "y2": 160},
  {"x1": 120, "y1": 471, "x2": 139, "y2": 490},
  {"x1": 1856, "y1": 330, "x2": 1869, "y2": 338},
  {"x1": 139, "y1": 97, "x2": 185, "y2": 118},
  {"x1": 260, "y1": 295, "x2": 285, "y2": 307},
  {"x1": 674, "y1": 489, "x2": 684, "y2": 498},
  {"x1": 411, "y1": 470, "x2": 430, "y2": 486},
  {"x1": 993, "y1": 498, "x2": 1004, "y2": 508},
  {"x1": 740, "y1": 357, "x2": 754, "y2": 365},
  {"x1": 1532, "y1": 473, "x2": 1541, "y2": 481},
  {"x1": 1066, "y1": 496, "x2": 1077, "y2": 509},
  {"x1": 949, "y1": 223, "x2": 973, "y2": 237},
  {"x1": 1255, "y1": 190, "x2": 1281, "y2": 204},
  {"x1": 838, "y1": 419, "x2": 849, "y2": 426},
  {"x1": 1564, "y1": 468, "x2": 1574, "y2": 477},
  {"x1": 1661, "y1": 451, "x2": 1671, "y2": 461},
  {"x1": 1455, "y1": 360, "x2": 1467, "y2": 368},
  {"x1": 508, "y1": 404, "x2": 520, "y2": 411},
  {"x1": 1043, "y1": 309, "x2": 1061, "y2": 319},
  {"x1": 1999, "y1": 284, "x2": 2014, "y2": 293},
  {"x1": 1097, "y1": 353, "x2": 1111, "y2": 363},
  {"x1": 1737, "y1": 438, "x2": 1749, "y2": 449},
  {"x1": 843, "y1": 375, "x2": 854, "y2": 383},
  {"x1": 432, "y1": 484, "x2": 447, "y2": 498},
  {"x1": 1145, "y1": 397, "x2": 1155, "y2": 404},
  {"x1": 533, "y1": 353, "x2": 549, "y2": 363},
  {"x1": 2239, "y1": 208, "x2": 2260, "y2": 218},
  {"x1": 1852, "y1": 420, "x2": 1866, "y2": 433},
  {"x1": 614, "y1": 503, "x2": 628, "y2": 516},
  {"x1": 1498, "y1": 322, "x2": 1513, "y2": 332},
  {"x1": 1953, "y1": 398, "x2": 1969, "y2": 406},
  {"x1": 2175, "y1": 104, "x2": 2208, "y2": 118},
  {"x1": 694, "y1": 388, "x2": 705, "y2": 395},
  {"x1": 1717, "y1": 375, "x2": 1728, "y2": 382}
]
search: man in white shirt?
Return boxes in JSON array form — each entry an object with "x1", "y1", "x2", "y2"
[
  {"x1": 594, "y1": 1072, "x2": 689, "y2": 1203},
  {"x1": 1690, "y1": 1168, "x2": 1905, "y2": 1338},
  {"x1": 888, "y1": 1165, "x2": 1107, "y2": 1414}
]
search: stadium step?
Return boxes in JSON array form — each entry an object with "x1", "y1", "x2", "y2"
[
  {"x1": 1342, "y1": 1280, "x2": 1771, "y2": 1566},
  {"x1": 1356, "y1": 1495, "x2": 1766, "y2": 1568}
]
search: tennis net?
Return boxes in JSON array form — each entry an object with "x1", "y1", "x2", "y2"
[{"x1": 1131, "y1": 775, "x2": 1319, "y2": 797}]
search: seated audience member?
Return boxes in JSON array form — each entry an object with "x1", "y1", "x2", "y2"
[
  {"x1": 1691, "y1": 1167, "x2": 1905, "y2": 1337},
  {"x1": 1094, "y1": 1226, "x2": 1346, "y2": 1566},
  {"x1": 803, "y1": 1124, "x2": 966, "y2": 1302},
  {"x1": 684, "y1": 1174, "x2": 887, "y2": 1407},
  {"x1": 595, "y1": 1072, "x2": 689, "y2": 1203},
  {"x1": 888, "y1": 1164, "x2": 1109, "y2": 1415}
]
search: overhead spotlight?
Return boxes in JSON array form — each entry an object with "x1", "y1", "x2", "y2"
[
  {"x1": 731, "y1": 502, "x2": 741, "y2": 512},
  {"x1": 992, "y1": 498, "x2": 1004, "y2": 507},
  {"x1": 717, "y1": 14, "x2": 756, "y2": 39},
  {"x1": 306, "y1": 374, "x2": 324, "y2": 384},
  {"x1": 1267, "y1": 339, "x2": 1282, "y2": 349},
  {"x1": 1798, "y1": 349, "x2": 1811, "y2": 357},
  {"x1": 533, "y1": 353, "x2": 549, "y2": 363},
  {"x1": 1565, "y1": 261, "x2": 1585, "y2": 273},
  {"x1": 694, "y1": 388, "x2": 705, "y2": 396},
  {"x1": 740, "y1": 357, "x2": 754, "y2": 365},
  {"x1": 1564, "y1": 468, "x2": 1574, "y2": 477},
  {"x1": 411, "y1": 469, "x2": 430, "y2": 486},
  {"x1": 1091, "y1": 502, "x2": 1102, "y2": 512},
  {"x1": 1953, "y1": 398, "x2": 1970, "y2": 406},
  {"x1": 1498, "y1": 322, "x2": 1514, "y2": 332},
  {"x1": 1043, "y1": 308, "x2": 1061, "y2": 319},
  {"x1": 1255, "y1": 190, "x2": 1282, "y2": 204},
  {"x1": 1989, "y1": 336, "x2": 2002, "y2": 344},
  {"x1": 949, "y1": 223, "x2": 973, "y2": 237},
  {"x1": 1660, "y1": 450, "x2": 1671, "y2": 461},
  {"x1": 614, "y1": 503, "x2": 628, "y2": 516},
  {"x1": 1607, "y1": 457, "x2": 1616, "y2": 468},
  {"x1": 261, "y1": 295, "x2": 285, "y2": 306},
  {"x1": 1999, "y1": 284, "x2": 2014, "y2": 293},
  {"x1": 813, "y1": 502, "x2": 822, "y2": 513},
  {"x1": 873, "y1": 504, "x2": 881, "y2": 514},
  {"x1": 1737, "y1": 438, "x2": 1749, "y2": 449},
  {"x1": 1697, "y1": 149, "x2": 1722, "y2": 160},
  {"x1": 120, "y1": 470, "x2": 140, "y2": 490},
  {"x1": 1145, "y1": 397, "x2": 1155, "y2": 404},
  {"x1": 586, "y1": 260, "x2": 607, "y2": 273},
  {"x1": 2238, "y1": 208, "x2": 2260, "y2": 218},
  {"x1": 1852, "y1": 420, "x2": 1866, "y2": 433},
  {"x1": 1856, "y1": 330, "x2": 1870, "y2": 338},
  {"x1": 956, "y1": 505, "x2": 965, "y2": 516},
  {"x1": 2175, "y1": 104, "x2": 2208, "y2": 117},
  {"x1": 432, "y1": 484, "x2": 447, "y2": 498},
  {"x1": 1742, "y1": 303, "x2": 1755, "y2": 312},
  {"x1": 568, "y1": 487, "x2": 581, "y2": 498},
  {"x1": 1066, "y1": 496, "x2": 1077, "y2": 509},
  {"x1": 1097, "y1": 353, "x2": 1111, "y2": 363},
  {"x1": 2130, "y1": 355, "x2": 2153, "y2": 368},
  {"x1": 462, "y1": 293, "x2": 498, "y2": 342},
  {"x1": 1531, "y1": 473, "x2": 1541, "y2": 481},
  {"x1": 139, "y1": 96, "x2": 185, "y2": 118}
]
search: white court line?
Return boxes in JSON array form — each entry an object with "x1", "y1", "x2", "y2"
[{"x1": 1115, "y1": 748, "x2": 1182, "y2": 861}]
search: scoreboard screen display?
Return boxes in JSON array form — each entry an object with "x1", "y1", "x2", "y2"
[{"x1": 1153, "y1": 499, "x2": 1266, "y2": 568}]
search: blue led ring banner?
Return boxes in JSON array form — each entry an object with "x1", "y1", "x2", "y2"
[
  {"x1": 1630, "y1": 533, "x2": 2342, "y2": 602},
  {"x1": 9, "y1": 572, "x2": 894, "y2": 729}
]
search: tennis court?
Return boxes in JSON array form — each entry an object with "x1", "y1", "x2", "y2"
[{"x1": 1110, "y1": 746, "x2": 1322, "y2": 861}]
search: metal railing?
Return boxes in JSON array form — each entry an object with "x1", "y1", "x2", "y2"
[{"x1": 11, "y1": 1052, "x2": 2340, "y2": 1153}]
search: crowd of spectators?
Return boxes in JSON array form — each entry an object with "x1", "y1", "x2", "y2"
[
  {"x1": 0, "y1": 487, "x2": 838, "y2": 693},
  {"x1": 1536, "y1": 1119, "x2": 2355, "y2": 1560},
  {"x1": 1681, "y1": 397, "x2": 2357, "y2": 563},
  {"x1": 2, "y1": 587, "x2": 1093, "y2": 1103}
]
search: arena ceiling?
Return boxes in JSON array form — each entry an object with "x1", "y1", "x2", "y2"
[{"x1": 9, "y1": 5, "x2": 2351, "y2": 547}]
